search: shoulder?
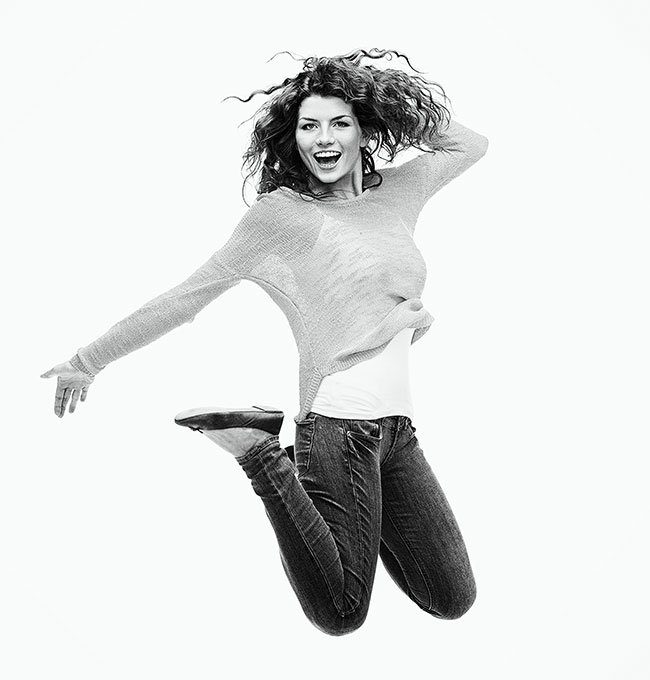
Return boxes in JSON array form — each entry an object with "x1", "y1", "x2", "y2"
[
  {"x1": 255, "y1": 186, "x2": 321, "y2": 224},
  {"x1": 371, "y1": 156, "x2": 432, "y2": 206},
  {"x1": 377, "y1": 153, "x2": 434, "y2": 185},
  {"x1": 235, "y1": 189, "x2": 290, "y2": 230},
  {"x1": 234, "y1": 187, "x2": 320, "y2": 245},
  {"x1": 244, "y1": 188, "x2": 285, "y2": 218},
  {"x1": 251, "y1": 186, "x2": 312, "y2": 213}
]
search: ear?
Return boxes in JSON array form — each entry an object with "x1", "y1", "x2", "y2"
[{"x1": 360, "y1": 129, "x2": 369, "y2": 148}]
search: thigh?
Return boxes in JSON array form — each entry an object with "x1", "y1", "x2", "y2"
[
  {"x1": 295, "y1": 413, "x2": 384, "y2": 606},
  {"x1": 379, "y1": 421, "x2": 476, "y2": 618}
]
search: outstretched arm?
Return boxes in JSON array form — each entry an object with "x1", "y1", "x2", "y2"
[
  {"x1": 68, "y1": 254, "x2": 242, "y2": 377},
  {"x1": 42, "y1": 193, "x2": 281, "y2": 416},
  {"x1": 66, "y1": 193, "x2": 279, "y2": 377},
  {"x1": 41, "y1": 255, "x2": 242, "y2": 418}
]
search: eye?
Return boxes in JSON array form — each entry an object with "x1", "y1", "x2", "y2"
[{"x1": 299, "y1": 121, "x2": 351, "y2": 131}]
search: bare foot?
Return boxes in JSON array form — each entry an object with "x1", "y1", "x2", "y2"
[{"x1": 200, "y1": 427, "x2": 275, "y2": 458}]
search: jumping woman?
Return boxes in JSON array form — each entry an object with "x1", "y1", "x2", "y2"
[{"x1": 41, "y1": 48, "x2": 489, "y2": 636}]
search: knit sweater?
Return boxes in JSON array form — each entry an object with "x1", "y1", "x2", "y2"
[{"x1": 69, "y1": 119, "x2": 488, "y2": 424}]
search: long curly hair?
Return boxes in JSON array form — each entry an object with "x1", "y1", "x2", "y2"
[{"x1": 223, "y1": 48, "x2": 455, "y2": 204}]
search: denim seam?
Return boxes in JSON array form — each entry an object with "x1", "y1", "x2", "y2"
[
  {"x1": 341, "y1": 428, "x2": 367, "y2": 616},
  {"x1": 382, "y1": 435, "x2": 415, "y2": 468},
  {"x1": 253, "y1": 440, "x2": 354, "y2": 618},
  {"x1": 306, "y1": 422, "x2": 314, "y2": 471},
  {"x1": 298, "y1": 420, "x2": 315, "y2": 473},
  {"x1": 381, "y1": 420, "x2": 410, "y2": 468},
  {"x1": 384, "y1": 506, "x2": 434, "y2": 612}
]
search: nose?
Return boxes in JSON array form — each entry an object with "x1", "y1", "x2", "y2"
[{"x1": 316, "y1": 126, "x2": 335, "y2": 146}]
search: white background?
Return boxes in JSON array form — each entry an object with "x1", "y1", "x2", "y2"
[{"x1": 2, "y1": 1, "x2": 649, "y2": 678}]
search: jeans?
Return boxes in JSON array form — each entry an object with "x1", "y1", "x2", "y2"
[{"x1": 236, "y1": 411, "x2": 476, "y2": 636}]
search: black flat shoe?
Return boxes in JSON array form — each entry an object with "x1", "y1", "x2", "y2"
[{"x1": 174, "y1": 404, "x2": 284, "y2": 436}]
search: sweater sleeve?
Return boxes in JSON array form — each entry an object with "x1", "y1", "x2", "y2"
[
  {"x1": 385, "y1": 119, "x2": 488, "y2": 223},
  {"x1": 68, "y1": 193, "x2": 278, "y2": 377}
]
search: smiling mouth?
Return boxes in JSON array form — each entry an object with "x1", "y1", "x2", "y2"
[{"x1": 313, "y1": 151, "x2": 342, "y2": 169}]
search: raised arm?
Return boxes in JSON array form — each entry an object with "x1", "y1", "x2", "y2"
[
  {"x1": 417, "y1": 118, "x2": 489, "y2": 202},
  {"x1": 383, "y1": 118, "x2": 488, "y2": 222}
]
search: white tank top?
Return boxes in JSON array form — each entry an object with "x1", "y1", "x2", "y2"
[{"x1": 310, "y1": 327, "x2": 416, "y2": 420}]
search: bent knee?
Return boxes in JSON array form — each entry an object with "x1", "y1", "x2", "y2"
[
  {"x1": 309, "y1": 604, "x2": 369, "y2": 636},
  {"x1": 429, "y1": 579, "x2": 477, "y2": 620},
  {"x1": 316, "y1": 619, "x2": 365, "y2": 636}
]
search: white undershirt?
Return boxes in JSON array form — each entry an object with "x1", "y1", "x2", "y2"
[{"x1": 309, "y1": 327, "x2": 416, "y2": 420}]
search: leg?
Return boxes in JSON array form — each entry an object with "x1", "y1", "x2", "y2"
[
  {"x1": 236, "y1": 412, "x2": 383, "y2": 636},
  {"x1": 379, "y1": 419, "x2": 476, "y2": 619}
]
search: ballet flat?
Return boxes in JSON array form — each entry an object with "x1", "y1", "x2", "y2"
[{"x1": 174, "y1": 404, "x2": 284, "y2": 436}]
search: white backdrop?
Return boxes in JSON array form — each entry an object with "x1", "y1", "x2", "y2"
[{"x1": 2, "y1": 1, "x2": 649, "y2": 678}]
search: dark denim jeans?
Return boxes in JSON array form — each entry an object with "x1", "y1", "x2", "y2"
[{"x1": 236, "y1": 412, "x2": 476, "y2": 636}]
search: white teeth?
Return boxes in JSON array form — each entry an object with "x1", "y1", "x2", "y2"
[{"x1": 314, "y1": 152, "x2": 341, "y2": 158}]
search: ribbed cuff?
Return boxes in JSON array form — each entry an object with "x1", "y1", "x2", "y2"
[{"x1": 69, "y1": 353, "x2": 97, "y2": 377}]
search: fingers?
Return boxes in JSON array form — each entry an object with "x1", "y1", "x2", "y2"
[
  {"x1": 50, "y1": 365, "x2": 93, "y2": 417},
  {"x1": 41, "y1": 366, "x2": 58, "y2": 379},
  {"x1": 56, "y1": 383, "x2": 70, "y2": 418},
  {"x1": 54, "y1": 378, "x2": 63, "y2": 417},
  {"x1": 54, "y1": 380, "x2": 91, "y2": 416},
  {"x1": 69, "y1": 388, "x2": 81, "y2": 414},
  {"x1": 42, "y1": 361, "x2": 67, "y2": 379},
  {"x1": 60, "y1": 387, "x2": 72, "y2": 415}
]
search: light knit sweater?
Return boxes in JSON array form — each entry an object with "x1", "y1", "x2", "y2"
[{"x1": 69, "y1": 119, "x2": 488, "y2": 424}]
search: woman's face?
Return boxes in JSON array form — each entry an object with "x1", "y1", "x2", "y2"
[{"x1": 295, "y1": 95, "x2": 367, "y2": 192}]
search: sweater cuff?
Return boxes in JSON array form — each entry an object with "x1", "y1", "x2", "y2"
[{"x1": 69, "y1": 353, "x2": 98, "y2": 377}]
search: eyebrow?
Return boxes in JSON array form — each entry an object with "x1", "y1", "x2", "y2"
[{"x1": 298, "y1": 115, "x2": 352, "y2": 122}]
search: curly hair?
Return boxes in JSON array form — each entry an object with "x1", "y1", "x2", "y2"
[{"x1": 222, "y1": 48, "x2": 456, "y2": 204}]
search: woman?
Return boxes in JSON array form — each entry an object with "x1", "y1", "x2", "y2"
[{"x1": 41, "y1": 48, "x2": 488, "y2": 635}]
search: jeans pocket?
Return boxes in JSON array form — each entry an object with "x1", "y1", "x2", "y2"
[
  {"x1": 294, "y1": 412, "x2": 317, "y2": 473},
  {"x1": 345, "y1": 419, "x2": 382, "y2": 443}
]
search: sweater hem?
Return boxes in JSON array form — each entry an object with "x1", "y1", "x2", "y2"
[{"x1": 293, "y1": 320, "x2": 433, "y2": 424}]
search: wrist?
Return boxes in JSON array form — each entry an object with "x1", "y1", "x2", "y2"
[{"x1": 69, "y1": 354, "x2": 96, "y2": 377}]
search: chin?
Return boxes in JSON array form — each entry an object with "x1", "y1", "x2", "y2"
[{"x1": 315, "y1": 169, "x2": 343, "y2": 182}]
